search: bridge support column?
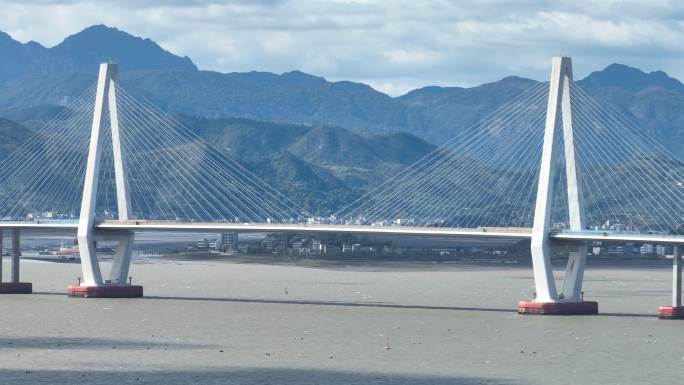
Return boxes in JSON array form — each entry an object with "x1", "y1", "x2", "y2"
[
  {"x1": 657, "y1": 246, "x2": 684, "y2": 319},
  {"x1": 69, "y1": 231, "x2": 142, "y2": 298},
  {"x1": 0, "y1": 229, "x2": 32, "y2": 294},
  {"x1": 518, "y1": 56, "x2": 597, "y2": 315},
  {"x1": 109, "y1": 232, "x2": 135, "y2": 285},
  {"x1": 69, "y1": 62, "x2": 141, "y2": 298}
]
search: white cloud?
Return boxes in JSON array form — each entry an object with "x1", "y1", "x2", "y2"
[{"x1": 0, "y1": 0, "x2": 683, "y2": 95}]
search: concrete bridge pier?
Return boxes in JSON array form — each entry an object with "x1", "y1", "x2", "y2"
[
  {"x1": 0, "y1": 228, "x2": 32, "y2": 294},
  {"x1": 657, "y1": 245, "x2": 684, "y2": 319},
  {"x1": 519, "y1": 241, "x2": 597, "y2": 315},
  {"x1": 68, "y1": 230, "x2": 141, "y2": 298}
]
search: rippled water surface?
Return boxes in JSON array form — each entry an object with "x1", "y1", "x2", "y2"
[{"x1": 0, "y1": 259, "x2": 682, "y2": 384}]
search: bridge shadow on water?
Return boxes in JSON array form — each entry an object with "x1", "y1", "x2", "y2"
[
  {"x1": 33, "y1": 291, "x2": 658, "y2": 318},
  {"x1": 597, "y1": 312, "x2": 656, "y2": 319},
  {"x1": 0, "y1": 336, "x2": 206, "y2": 350},
  {"x1": 143, "y1": 295, "x2": 518, "y2": 314},
  {"x1": 33, "y1": 291, "x2": 515, "y2": 313},
  {"x1": 0, "y1": 368, "x2": 516, "y2": 385},
  {"x1": 145, "y1": 296, "x2": 656, "y2": 318},
  {"x1": 145, "y1": 295, "x2": 658, "y2": 318}
]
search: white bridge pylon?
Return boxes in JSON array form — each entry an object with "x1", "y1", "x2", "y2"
[
  {"x1": 530, "y1": 56, "x2": 588, "y2": 303},
  {"x1": 77, "y1": 63, "x2": 135, "y2": 287}
]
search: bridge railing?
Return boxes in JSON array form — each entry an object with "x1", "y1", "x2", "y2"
[
  {"x1": 99, "y1": 219, "x2": 533, "y2": 233},
  {"x1": 0, "y1": 219, "x2": 79, "y2": 225}
]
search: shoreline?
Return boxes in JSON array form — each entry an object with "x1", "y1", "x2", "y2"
[
  {"x1": 20, "y1": 251, "x2": 675, "y2": 272},
  {"x1": 136, "y1": 253, "x2": 675, "y2": 272}
]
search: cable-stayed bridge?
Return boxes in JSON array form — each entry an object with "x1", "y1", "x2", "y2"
[{"x1": 1, "y1": 57, "x2": 684, "y2": 318}]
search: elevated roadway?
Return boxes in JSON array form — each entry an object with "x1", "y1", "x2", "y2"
[{"x1": 2, "y1": 220, "x2": 684, "y2": 244}]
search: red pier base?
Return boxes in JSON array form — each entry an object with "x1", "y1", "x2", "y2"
[
  {"x1": 518, "y1": 300, "x2": 599, "y2": 315},
  {"x1": 657, "y1": 306, "x2": 684, "y2": 319},
  {"x1": 0, "y1": 282, "x2": 32, "y2": 294},
  {"x1": 67, "y1": 284, "x2": 143, "y2": 298}
]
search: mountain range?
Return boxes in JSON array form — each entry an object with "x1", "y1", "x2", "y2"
[
  {"x1": 1, "y1": 25, "x2": 683, "y2": 214},
  {"x1": 0, "y1": 25, "x2": 195, "y2": 83}
]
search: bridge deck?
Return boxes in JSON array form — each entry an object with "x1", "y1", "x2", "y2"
[
  {"x1": 2, "y1": 220, "x2": 684, "y2": 244},
  {"x1": 98, "y1": 221, "x2": 533, "y2": 239},
  {"x1": 551, "y1": 231, "x2": 684, "y2": 245},
  {"x1": 0, "y1": 220, "x2": 531, "y2": 239}
]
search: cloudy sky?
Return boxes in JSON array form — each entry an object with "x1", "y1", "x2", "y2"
[{"x1": 1, "y1": 0, "x2": 683, "y2": 95}]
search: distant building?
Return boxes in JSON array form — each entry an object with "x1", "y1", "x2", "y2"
[
  {"x1": 221, "y1": 232, "x2": 239, "y2": 253},
  {"x1": 640, "y1": 244, "x2": 655, "y2": 255},
  {"x1": 291, "y1": 240, "x2": 303, "y2": 252},
  {"x1": 623, "y1": 243, "x2": 636, "y2": 255},
  {"x1": 607, "y1": 246, "x2": 625, "y2": 255},
  {"x1": 272, "y1": 234, "x2": 288, "y2": 251},
  {"x1": 260, "y1": 234, "x2": 287, "y2": 252},
  {"x1": 196, "y1": 238, "x2": 209, "y2": 250},
  {"x1": 656, "y1": 245, "x2": 668, "y2": 257},
  {"x1": 208, "y1": 239, "x2": 221, "y2": 252},
  {"x1": 312, "y1": 240, "x2": 325, "y2": 254},
  {"x1": 341, "y1": 243, "x2": 362, "y2": 253},
  {"x1": 326, "y1": 244, "x2": 342, "y2": 254},
  {"x1": 292, "y1": 238, "x2": 312, "y2": 254}
]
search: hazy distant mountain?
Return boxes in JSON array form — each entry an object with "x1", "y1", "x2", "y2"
[
  {"x1": 2, "y1": 26, "x2": 684, "y2": 152},
  {"x1": 0, "y1": 25, "x2": 196, "y2": 83},
  {"x1": 575, "y1": 64, "x2": 684, "y2": 153},
  {"x1": 397, "y1": 76, "x2": 540, "y2": 143},
  {"x1": 580, "y1": 63, "x2": 684, "y2": 93}
]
